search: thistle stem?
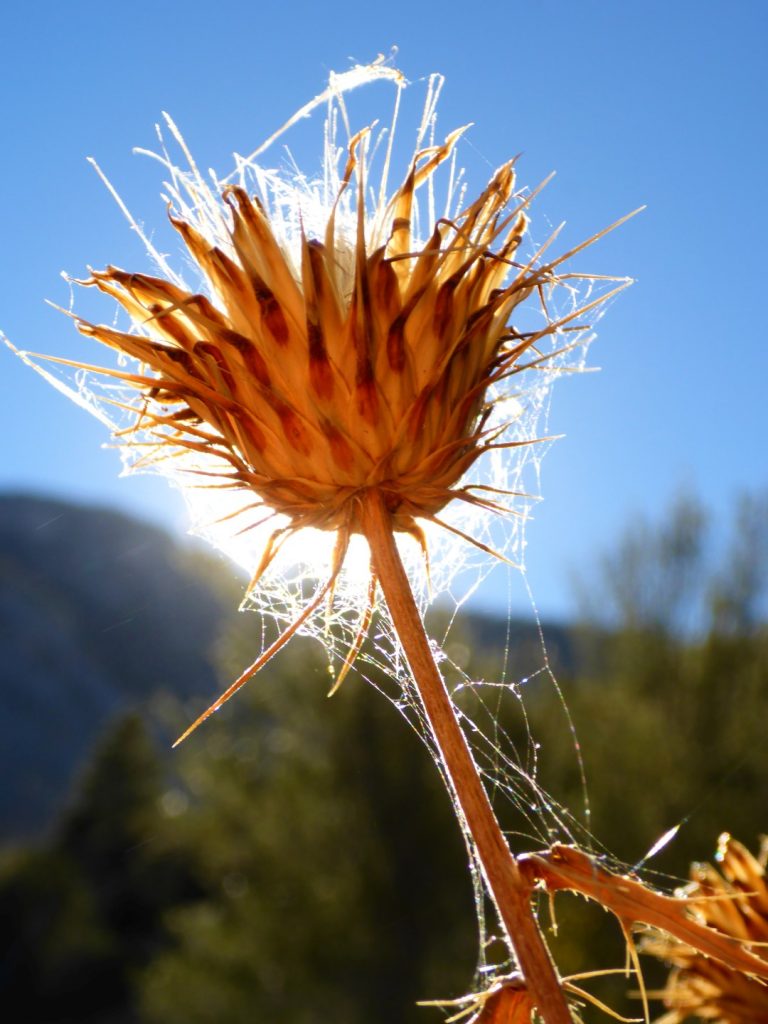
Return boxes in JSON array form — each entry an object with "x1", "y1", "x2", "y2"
[{"x1": 360, "y1": 489, "x2": 573, "y2": 1024}]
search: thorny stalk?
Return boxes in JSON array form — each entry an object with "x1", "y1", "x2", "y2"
[
  {"x1": 361, "y1": 488, "x2": 574, "y2": 1024},
  {"x1": 520, "y1": 842, "x2": 768, "y2": 1022}
]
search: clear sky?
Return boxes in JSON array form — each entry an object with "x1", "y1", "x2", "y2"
[{"x1": 2, "y1": 1, "x2": 766, "y2": 620}]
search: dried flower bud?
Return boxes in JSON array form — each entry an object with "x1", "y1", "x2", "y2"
[{"x1": 644, "y1": 834, "x2": 768, "y2": 1024}]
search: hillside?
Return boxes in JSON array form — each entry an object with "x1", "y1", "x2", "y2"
[
  {"x1": 0, "y1": 493, "x2": 236, "y2": 839},
  {"x1": 0, "y1": 492, "x2": 576, "y2": 841}
]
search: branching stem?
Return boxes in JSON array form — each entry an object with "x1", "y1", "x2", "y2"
[{"x1": 360, "y1": 488, "x2": 572, "y2": 1024}]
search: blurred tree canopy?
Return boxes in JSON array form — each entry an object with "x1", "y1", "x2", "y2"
[
  {"x1": 517, "y1": 491, "x2": 768, "y2": 1017},
  {"x1": 0, "y1": 491, "x2": 765, "y2": 1022}
]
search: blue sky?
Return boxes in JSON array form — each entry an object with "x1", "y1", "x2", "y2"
[{"x1": 2, "y1": 1, "x2": 766, "y2": 620}]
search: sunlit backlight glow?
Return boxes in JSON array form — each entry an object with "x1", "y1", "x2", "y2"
[{"x1": 8, "y1": 56, "x2": 635, "y2": 735}]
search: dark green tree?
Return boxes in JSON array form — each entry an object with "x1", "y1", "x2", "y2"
[
  {"x1": 0, "y1": 715, "x2": 198, "y2": 1023},
  {"x1": 140, "y1": 636, "x2": 477, "y2": 1024}
]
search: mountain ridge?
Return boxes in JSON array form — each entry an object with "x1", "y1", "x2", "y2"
[
  {"x1": 0, "y1": 492, "x2": 235, "y2": 838},
  {"x1": 0, "y1": 492, "x2": 578, "y2": 840}
]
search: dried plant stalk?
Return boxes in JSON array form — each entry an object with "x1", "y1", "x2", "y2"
[
  {"x1": 361, "y1": 489, "x2": 571, "y2": 1022},
  {"x1": 520, "y1": 841, "x2": 768, "y2": 1020}
]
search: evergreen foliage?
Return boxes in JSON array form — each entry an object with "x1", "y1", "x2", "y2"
[{"x1": 141, "y1": 639, "x2": 476, "y2": 1024}]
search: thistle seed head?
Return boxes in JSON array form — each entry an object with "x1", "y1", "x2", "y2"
[
  {"x1": 78, "y1": 136, "x2": 542, "y2": 546},
  {"x1": 62, "y1": 66, "x2": 631, "y2": 582},
  {"x1": 644, "y1": 834, "x2": 768, "y2": 1024}
]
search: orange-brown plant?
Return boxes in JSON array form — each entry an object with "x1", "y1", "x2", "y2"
[
  {"x1": 643, "y1": 834, "x2": 768, "y2": 1023},
  {"x1": 11, "y1": 61, "x2": 639, "y2": 1023}
]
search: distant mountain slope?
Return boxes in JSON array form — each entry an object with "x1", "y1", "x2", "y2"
[
  {"x1": 462, "y1": 610, "x2": 579, "y2": 680},
  {"x1": 0, "y1": 493, "x2": 236, "y2": 839},
  {"x1": 0, "y1": 493, "x2": 581, "y2": 841}
]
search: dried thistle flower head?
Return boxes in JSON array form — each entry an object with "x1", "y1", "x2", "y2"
[
  {"x1": 420, "y1": 969, "x2": 635, "y2": 1023},
  {"x1": 13, "y1": 60, "x2": 632, "y2": 734},
  {"x1": 420, "y1": 974, "x2": 540, "y2": 1023},
  {"x1": 83, "y1": 131, "x2": 531, "y2": 545},
  {"x1": 644, "y1": 833, "x2": 768, "y2": 1024}
]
